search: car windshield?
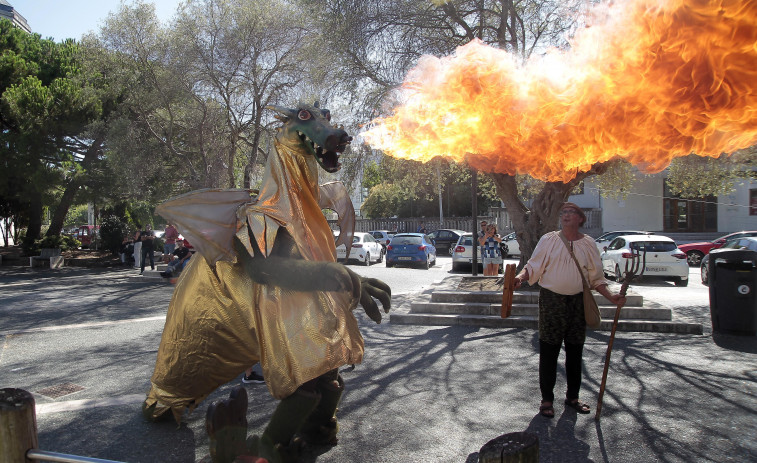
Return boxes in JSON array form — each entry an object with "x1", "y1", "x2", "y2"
[
  {"x1": 459, "y1": 236, "x2": 474, "y2": 246},
  {"x1": 630, "y1": 241, "x2": 677, "y2": 252},
  {"x1": 392, "y1": 236, "x2": 422, "y2": 245},
  {"x1": 353, "y1": 236, "x2": 361, "y2": 243}
]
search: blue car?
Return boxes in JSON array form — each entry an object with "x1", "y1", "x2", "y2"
[{"x1": 386, "y1": 233, "x2": 437, "y2": 269}]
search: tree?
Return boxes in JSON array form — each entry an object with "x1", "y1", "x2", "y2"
[
  {"x1": 95, "y1": 0, "x2": 328, "y2": 194},
  {"x1": 313, "y1": 0, "x2": 757, "y2": 266},
  {"x1": 0, "y1": 20, "x2": 119, "y2": 243}
]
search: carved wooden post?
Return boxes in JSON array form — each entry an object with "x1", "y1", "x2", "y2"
[
  {"x1": 0, "y1": 388, "x2": 39, "y2": 463},
  {"x1": 478, "y1": 432, "x2": 538, "y2": 463}
]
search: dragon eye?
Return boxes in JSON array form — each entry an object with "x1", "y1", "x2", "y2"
[{"x1": 298, "y1": 110, "x2": 311, "y2": 120}]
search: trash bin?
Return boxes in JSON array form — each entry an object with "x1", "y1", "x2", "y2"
[{"x1": 708, "y1": 248, "x2": 757, "y2": 335}]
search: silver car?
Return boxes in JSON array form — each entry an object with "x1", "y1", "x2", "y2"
[
  {"x1": 451, "y1": 233, "x2": 483, "y2": 271},
  {"x1": 501, "y1": 232, "x2": 521, "y2": 257}
]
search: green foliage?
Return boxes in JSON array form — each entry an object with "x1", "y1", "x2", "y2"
[
  {"x1": 153, "y1": 236, "x2": 165, "y2": 251},
  {"x1": 592, "y1": 160, "x2": 638, "y2": 200},
  {"x1": 23, "y1": 234, "x2": 81, "y2": 255},
  {"x1": 99, "y1": 215, "x2": 128, "y2": 254},
  {"x1": 360, "y1": 155, "x2": 500, "y2": 218},
  {"x1": 64, "y1": 204, "x2": 89, "y2": 227},
  {"x1": 666, "y1": 152, "x2": 754, "y2": 199}
]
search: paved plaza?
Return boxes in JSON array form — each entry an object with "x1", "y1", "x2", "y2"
[{"x1": 1, "y1": 266, "x2": 756, "y2": 462}]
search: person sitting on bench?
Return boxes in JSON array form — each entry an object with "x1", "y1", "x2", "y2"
[{"x1": 161, "y1": 240, "x2": 192, "y2": 278}]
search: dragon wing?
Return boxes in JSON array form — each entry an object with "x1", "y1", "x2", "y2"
[
  {"x1": 318, "y1": 181, "x2": 355, "y2": 251},
  {"x1": 155, "y1": 189, "x2": 255, "y2": 265}
]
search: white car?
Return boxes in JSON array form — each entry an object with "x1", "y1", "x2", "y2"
[
  {"x1": 600, "y1": 234, "x2": 689, "y2": 286},
  {"x1": 595, "y1": 230, "x2": 652, "y2": 254},
  {"x1": 501, "y1": 232, "x2": 521, "y2": 257},
  {"x1": 451, "y1": 233, "x2": 483, "y2": 271},
  {"x1": 335, "y1": 232, "x2": 384, "y2": 265}
]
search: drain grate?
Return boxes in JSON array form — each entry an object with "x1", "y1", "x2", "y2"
[{"x1": 36, "y1": 382, "x2": 85, "y2": 399}]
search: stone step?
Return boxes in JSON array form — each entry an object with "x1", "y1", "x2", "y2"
[
  {"x1": 390, "y1": 313, "x2": 703, "y2": 335},
  {"x1": 430, "y1": 290, "x2": 644, "y2": 307},
  {"x1": 410, "y1": 302, "x2": 672, "y2": 320}
]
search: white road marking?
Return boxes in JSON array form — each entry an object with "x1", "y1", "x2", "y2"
[
  {"x1": 36, "y1": 394, "x2": 146, "y2": 415},
  {"x1": 0, "y1": 315, "x2": 166, "y2": 336}
]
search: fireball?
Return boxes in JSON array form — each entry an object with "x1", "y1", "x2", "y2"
[{"x1": 363, "y1": 0, "x2": 757, "y2": 183}]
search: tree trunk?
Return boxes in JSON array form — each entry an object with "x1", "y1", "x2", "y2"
[
  {"x1": 490, "y1": 171, "x2": 593, "y2": 269},
  {"x1": 46, "y1": 138, "x2": 104, "y2": 237},
  {"x1": 46, "y1": 178, "x2": 80, "y2": 237},
  {"x1": 26, "y1": 189, "x2": 43, "y2": 242}
]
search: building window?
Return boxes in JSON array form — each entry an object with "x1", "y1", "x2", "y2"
[{"x1": 750, "y1": 189, "x2": 757, "y2": 216}]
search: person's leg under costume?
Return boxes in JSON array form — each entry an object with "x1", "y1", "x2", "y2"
[{"x1": 252, "y1": 369, "x2": 344, "y2": 462}]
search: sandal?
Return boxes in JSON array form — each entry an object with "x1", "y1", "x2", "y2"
[
  {"x1": 539, "y1": 402, "x2": 554, "y2": 418},
  {"x1": 564, "y1": 399, "x2": 591, "y2": 414}
]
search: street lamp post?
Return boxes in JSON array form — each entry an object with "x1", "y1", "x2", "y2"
[{"x1": 471, "y1": 169, "x2": 478, "y2": 276}]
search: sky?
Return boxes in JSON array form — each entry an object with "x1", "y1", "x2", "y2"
[{"x1": 11, "y1": 0, "x2": 182, "y2": 42}]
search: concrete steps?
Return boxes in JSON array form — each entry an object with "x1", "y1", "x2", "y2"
[{"x1": 391, "y1": 279, "x2": 703, "y2": 334}]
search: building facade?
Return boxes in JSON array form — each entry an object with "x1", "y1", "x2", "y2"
[
  {"x1": 0, "y1": 1, "x2": 30, "y2": 33},
  {"x1": 570, "y1": 171, "x2": 757, "y2": 235}
]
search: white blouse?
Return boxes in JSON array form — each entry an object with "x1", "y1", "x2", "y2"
[{"x1": 524, "y1": 231, "x2": 609, "y2": 295}]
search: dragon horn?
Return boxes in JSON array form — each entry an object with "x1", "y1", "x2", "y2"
[{"x1": 266, "y1": 105, "x2": 297, "y2": 119}]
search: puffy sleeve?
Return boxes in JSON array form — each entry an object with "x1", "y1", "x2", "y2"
[
  {"x1": 578, "y1": 235, "x2": 610, "y2": 289},
  {"x1": 524, "y1": 232, "x2": 557, "y2": 285}
]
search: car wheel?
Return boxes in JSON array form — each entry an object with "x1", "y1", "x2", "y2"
[
  {"x1": 387, "y1": 261, "x2": 394, "y2": 268},
  {"x1": 700, "y1": 261, "x2": 709, "y2": 286},
  {"x1": 452, "y1": 262, "x2": 462, "y2": 271},
  {"x1": 615, "y1": 264, "x2": 625, "y2": 283},
  {"x1": 675, "y1": 277, "x2": 689, "y2": 287},
  {"x1": 364, "y1": 253, "x2": 371, "y2": 266},
  {"x1": 423, "y1": 255, "x2": 430, "y2": 270},
  {"x1": 377, "y1": 249, "x2": 384, "y2": 263},
  {"x1": 686, "y1": 250, "x2": 704, "y2": 267}
]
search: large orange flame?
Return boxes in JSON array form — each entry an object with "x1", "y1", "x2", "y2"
[{"x1": 363, "y1": 0, "x2": 757, "y2": 183}]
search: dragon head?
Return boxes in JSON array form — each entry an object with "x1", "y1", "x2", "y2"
[{"x1": 267, "y1": 102, "x2": 352, "y2": 173}]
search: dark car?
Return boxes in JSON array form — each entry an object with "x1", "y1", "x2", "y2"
[
  {"x1": 386, "y1": 233, "x2": 437, "y2": 269},
  {"x1": 427, "y1": 229, "x2": 466, "y2": 255},
  {"x1": 680, "y1": 231, "x2": 757, "y2": 267},
  {"x1": 700, "y1": 237, "x2": 757, "y2": 286}
]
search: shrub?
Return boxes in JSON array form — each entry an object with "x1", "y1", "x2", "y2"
[
  {"x1": 37, "y1": 234, "x2": 80, "y2": 252},
  {"x1": 99, "y1": 215, "x2": 129, "y2": 255}
]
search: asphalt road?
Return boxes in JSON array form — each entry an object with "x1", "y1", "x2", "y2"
[{"x1": 1, "y1": 259, "x2": 755, "y2": 463}]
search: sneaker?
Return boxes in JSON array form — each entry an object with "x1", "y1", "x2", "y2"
[{"x1": 241, "y1": 371, "x2": 265, "y2": 384}]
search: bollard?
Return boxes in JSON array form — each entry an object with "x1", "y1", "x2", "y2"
[
  {"x1": 478, "y1": 432, "x2": 538, "y2": 463},
  {"x1": 0, "y1": 388, "x2": 39, "y2": 463}
]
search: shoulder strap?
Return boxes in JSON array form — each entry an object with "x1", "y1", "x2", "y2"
[{"x1": 558, "y1": 231, "x2": 591, "y2": 290}]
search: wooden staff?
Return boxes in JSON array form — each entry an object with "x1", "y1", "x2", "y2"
[
  {"x1": 501, "y1": 263, "x2": 516, "y2": 318},
  {"x1": 595, "y1": 250, "x2": 644, "y2": 421}
]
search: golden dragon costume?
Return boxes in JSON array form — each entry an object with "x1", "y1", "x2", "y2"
[{"x1": 142, "y1": 103, "x2": 391, "y2": 463}]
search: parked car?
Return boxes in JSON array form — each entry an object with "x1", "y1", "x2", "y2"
[
  {"x1": 700, "y1": 237, "x2": 757, "y2": 286},
  {"x1": 501, "y1": 232, "x2": 521, "y2": 257},
  {"x1": 451, "y1": 233, "x2": 483, "y2": 271},
  {"x1": 427, "y1": 229, "x2": 466, "y2": 255},
  {"x1": 386, "y1": 233, "x2": 436, "y2": 269},
  {"x1": 679, "y1": 231, "x2": 757, "y2": 267},
  {"x1": 74, "y1": 225, "x2": 100, "y2": 248},
  {"x1": 334, "y1": 232, "x2": 384, "y2": 265},
  {"x1": 600, "y1": 234, "x2": 689, "y2": 286},
  {"x1": 368, "y1": 230, "x2": 395, "y2": 249},
  {"x1": 595, "y1": 230, "x2": 652, "y2": 254}
]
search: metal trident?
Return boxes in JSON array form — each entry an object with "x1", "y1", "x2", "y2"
[{"x1": 596, "y1": 244, "x2": 646, "y2": 421}]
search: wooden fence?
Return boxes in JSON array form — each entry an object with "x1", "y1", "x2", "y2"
[{"x1": 328, "y1": 207, "x2": 603, "y2": 238}]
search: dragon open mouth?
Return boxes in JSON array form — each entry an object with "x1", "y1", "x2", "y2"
[{"x1": 298, "y1": 131, "x2": 349, "y2": 173}]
